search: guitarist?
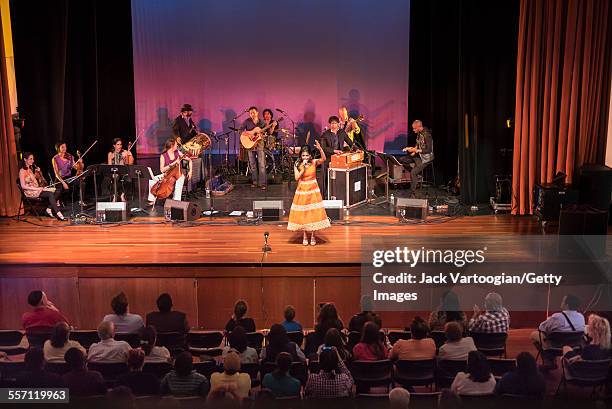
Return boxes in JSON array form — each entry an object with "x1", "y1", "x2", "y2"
[
  {"x1": 400, "y1": 120, "x2": 434, "y2": 197},
  {"x1": 241, "y1": 106, "x2": 268, "y2": 190}
]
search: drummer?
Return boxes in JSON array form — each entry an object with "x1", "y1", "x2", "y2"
[{"x1": 262, "y1": 109, "x2": 279, "y2": 151}]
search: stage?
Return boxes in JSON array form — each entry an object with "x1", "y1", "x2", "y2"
[{"x1": 0, "y1": 213, "x2": 547, "y2": 331}]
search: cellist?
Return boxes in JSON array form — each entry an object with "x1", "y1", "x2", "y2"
[{"x1": 149, "y1": 137, "x2": 192, "y2": 203}]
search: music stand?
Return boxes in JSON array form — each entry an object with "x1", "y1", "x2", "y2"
[
  {"x1": 97, "y1": 164, "x2": 129, "y2": 202},
  {"x1": 127, "y1": 165, "x2": 152, "y2": 214},
  {"x1": 373, "y1": 152, "x2": 402, "y2": 205}
]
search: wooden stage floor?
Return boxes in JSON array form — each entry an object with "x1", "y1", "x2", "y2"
[
  {"x1": 0, "y1": 214, "x2": 542, "y2": 266},
  {"x1": 0, "y1": 214, "x2": 550, "y2": 329}
]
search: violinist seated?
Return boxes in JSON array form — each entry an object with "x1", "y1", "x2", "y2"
[
  {"x1": 19, "y1": 152, "x2": 66, "y2": 221},
  {"x1": 52, "y1": 141, "x2": 81, "y2": 205},
  {"x1": 148, "y1": 137, "x2": 192, "y2": 204},
  {"x1": 105, "y1": 138, "x2": 134, "y2": 202}
]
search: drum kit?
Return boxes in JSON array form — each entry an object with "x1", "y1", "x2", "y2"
[{"x1": 226, "y1": 126, "x2": 300, "y2": 178}]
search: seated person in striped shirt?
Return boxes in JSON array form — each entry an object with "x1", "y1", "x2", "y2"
[
  {"x1": 305, "y1": 346, "x2": 354, "y2": 398},
  {"x1": 161, "y1": 351, "x2": 210, "y2": 397},
  {"x1": 467, "y1": 292, "x2": 510, "y2": 333}
]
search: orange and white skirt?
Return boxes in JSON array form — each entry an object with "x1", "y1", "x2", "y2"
[{"x1": 287, "y1": 178, "x2": 330, "y2": 232}]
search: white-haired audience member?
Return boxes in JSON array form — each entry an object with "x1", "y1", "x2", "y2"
[
  {"x1": 87, "y1": 320, "x2": 131, "y2": 362},
  {"x1": 389, "y1": 387, "x2": 411, "y2": 409}
]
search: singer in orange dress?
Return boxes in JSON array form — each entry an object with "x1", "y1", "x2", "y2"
[{"x1": 287, "y1": 141, "x2": 330, "y2": 246}]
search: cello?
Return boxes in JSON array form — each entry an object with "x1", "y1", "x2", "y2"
[{"x1": 150, "y1": 159, "x2": 181, "y2": 199}]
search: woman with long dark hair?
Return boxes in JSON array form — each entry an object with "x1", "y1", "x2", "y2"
[
  {"x1": 352, "y1": 321, "x2": 388, "y2": 361},
  {"x1": 495, "y1": 352, "x2": 544, "y2": 397},
  {"x1": 43, "y1": 322, "x2": 85, "y2": 362},
  {"x1": 287, "y1": 142, "x2": 330, "y2": 245},
  {"x1": 451, "y1": 350, "x2": 496, "y2": 395},
  {"x1": 260, "y1": 324, "x2": 305, "y2": 363},
  {"x1": 428, "y1": 290, "x2": 467, "y2": 331},
  {"x1": 19, "y1": 152, "x2": 65, "y2": 220}
]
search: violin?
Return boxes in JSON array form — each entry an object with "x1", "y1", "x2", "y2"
[
  {"x1": 32, "y1": 164, "x2": 48, "y2": 187},
  {"x1": 73, "y1": 150, "x2": 85, "y2": 176}
]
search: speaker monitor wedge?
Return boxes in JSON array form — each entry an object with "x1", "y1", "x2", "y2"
[
  {"x1": 323, "y1": 199, "x2": 344, "y2": 221},
  {"x1": 164, "y1": 199, "x2": 200, "y2": 221},
  {"x1": 396, "y1": 198, "x2": 428, "y2": 220},
  {"x1": 96, "y1": 202, "x2": 127, "y2": 223},
  {"x1": 253, "y1": 200, "x2": 283, "y2": 221}
]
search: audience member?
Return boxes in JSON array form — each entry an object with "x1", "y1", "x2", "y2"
[
  {"x1": 390, "y1": 317, "x2": 436, "y2": 360},
  {"x1": 261, "y1": 352, "x2": 301, "y2": 397},
  {"x1": 305, "y1": 303, "x2": 344, "y2": 356},
  {"x1": 88, "y1": 320, "x2": 131, "y2": 362},
  {"x1": 222, "y1": 326, "x2": 259, "y2": 364},
  {"x1": 140, "y1": 326, "x2": 171, "y2": 362},
  {"x1": 281, "y1": 305, "x2": 303, "y2": 333},
  {"x1": 467, "y1": 292, "x2": 510, "y2": 334},
  {"x1": 146, "y1": 293, "x2": 190, "y2": 334},
  {"x1": 117, "y1": 348, "x2": 160, "y2": 395},
  {"x1": 494, "y1": 352, "x2": 545, "y2": 398},
  {"x1": 260, "y1": 323, "x2": 305, "y2": 363},
  {"x1": 348, "y1": 295, "x2": 382, "y2": 333},
  {"x1": 563, "y1": 314, "x2": 611, "y2": 361},
  {"x1": 450, "y1": 351, "x2": 496, "y2": 395},
  {"x1": 438, "y1": 388, "x2": 462, "y2": 409},
  {"x1": 352, "y1": 321, "x2": 388, "y2": 361},
  {"x1": 389, "y1": 387, "x2": 411, "y2": 409},
  {"x1": 160, "y1": 351, "x2": 209, "y2": 396},
  {"x1": 43, "y1": 321, "x2": 86, "y2": 362},
  {"x1": 15, "y1": 348, "x2": 64, "y2": 388},
  {"x1": 316, "y1": 328, "x2": 351, "y2": 361},
  {"x1": 210, "y1": 350, "x2": 251, "y2": 400},
  {"x1": 438, "y1": 322, "x2": 476, "y2": 361},
  {"x1": 428, "y1": 291, "x2": 467, "y2": 331},
  {"x1": 103, "y1": 292, "x2": 144, "y2": 334},
  {"x1": 62, "y1": 347, "x2": 106, "y2": 396},
  {"x1": 531, "y1": 295, "x2": 585, "y2": 368},
  {"x1": 22, "y1": 290, "x2": 69, "y2": 331},
  {"x1": 225, "y1": 300, "x2": 256, "y2": 333},
  {"x1": 305, "y1": 346, "x2": 353, "y2": 398},
  {"x1": 106, "y1": 386, "x2": 136, "y2": 409}
]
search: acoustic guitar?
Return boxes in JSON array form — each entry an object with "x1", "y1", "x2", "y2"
[{"x1": 240, "y1": 118, "x2": 283, "y2": 150}]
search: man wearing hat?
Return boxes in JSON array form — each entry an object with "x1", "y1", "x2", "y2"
[{"x1": 172, "y1": 104, "x2": 198, "y2": 143}]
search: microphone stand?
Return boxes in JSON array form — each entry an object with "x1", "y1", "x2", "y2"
[
  {"x1": 207, "y1": 131, "x2": 220, "y2": 220},
  {"x1": 231, "y1": 109, "x2": 249, "y2": 176}
]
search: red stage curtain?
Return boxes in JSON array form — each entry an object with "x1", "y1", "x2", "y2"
[
  {"x1": 512, "y1": 0, "x2": 612, "y2": 215},
  {"x1": 0, "y1": 15, "x2": 20, "y2": 217}
]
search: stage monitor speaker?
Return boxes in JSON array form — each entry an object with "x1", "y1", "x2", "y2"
[
  {"x1": 533, "y1": 183, "x2": 579, "y2": 222},
  {"x1": 96, "y1": 202, "x2": 127, "y2": 223},
  {"x1": 323, "y1": 200, "x2": 343, "y2": 221},
  {"x1": 578, "y1": 164, "x2": 612, "y2": 211},
  {"x1": 164, "y1": 199, "x2": 200, "y2": 221},
  {"x1": 396, "y1": 198, "x2": 428, "y2": 220},
  {"x1": 253, "y1": 200, "x2": 283, "y2": 221}
]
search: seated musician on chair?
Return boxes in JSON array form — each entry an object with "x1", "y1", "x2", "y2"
[
  {"x1": 400, "y1": 120, "x2": 434, "y2": 197},
  {"x1": 148, "y1": 137, "x2": 192, "y2": 204},
  {"x1": 106, "y1": 138, "x2": 134, "y2": 202},
  {"x1": 19, "y1": 153, "x2": 66, "y2": 221}
]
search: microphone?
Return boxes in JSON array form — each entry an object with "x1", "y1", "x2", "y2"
[
  {"x1": 275, "y1": 108, "x2": 286, "y2": 114},
  {"x1": 262, "y1": 231, "x2": 271, "y2": 252}
]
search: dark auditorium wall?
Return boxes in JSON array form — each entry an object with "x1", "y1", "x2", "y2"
[
  {"x1": 409, "y1": 0, "x2": 519, "y2": 204},
  {"x1": 9, "y1": 0, "x2": 135, "y2": 173}
]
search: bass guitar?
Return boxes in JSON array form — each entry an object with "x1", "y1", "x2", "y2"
[{"x1": 240, "y1": 117, "x2": 283, "y2": 150}]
